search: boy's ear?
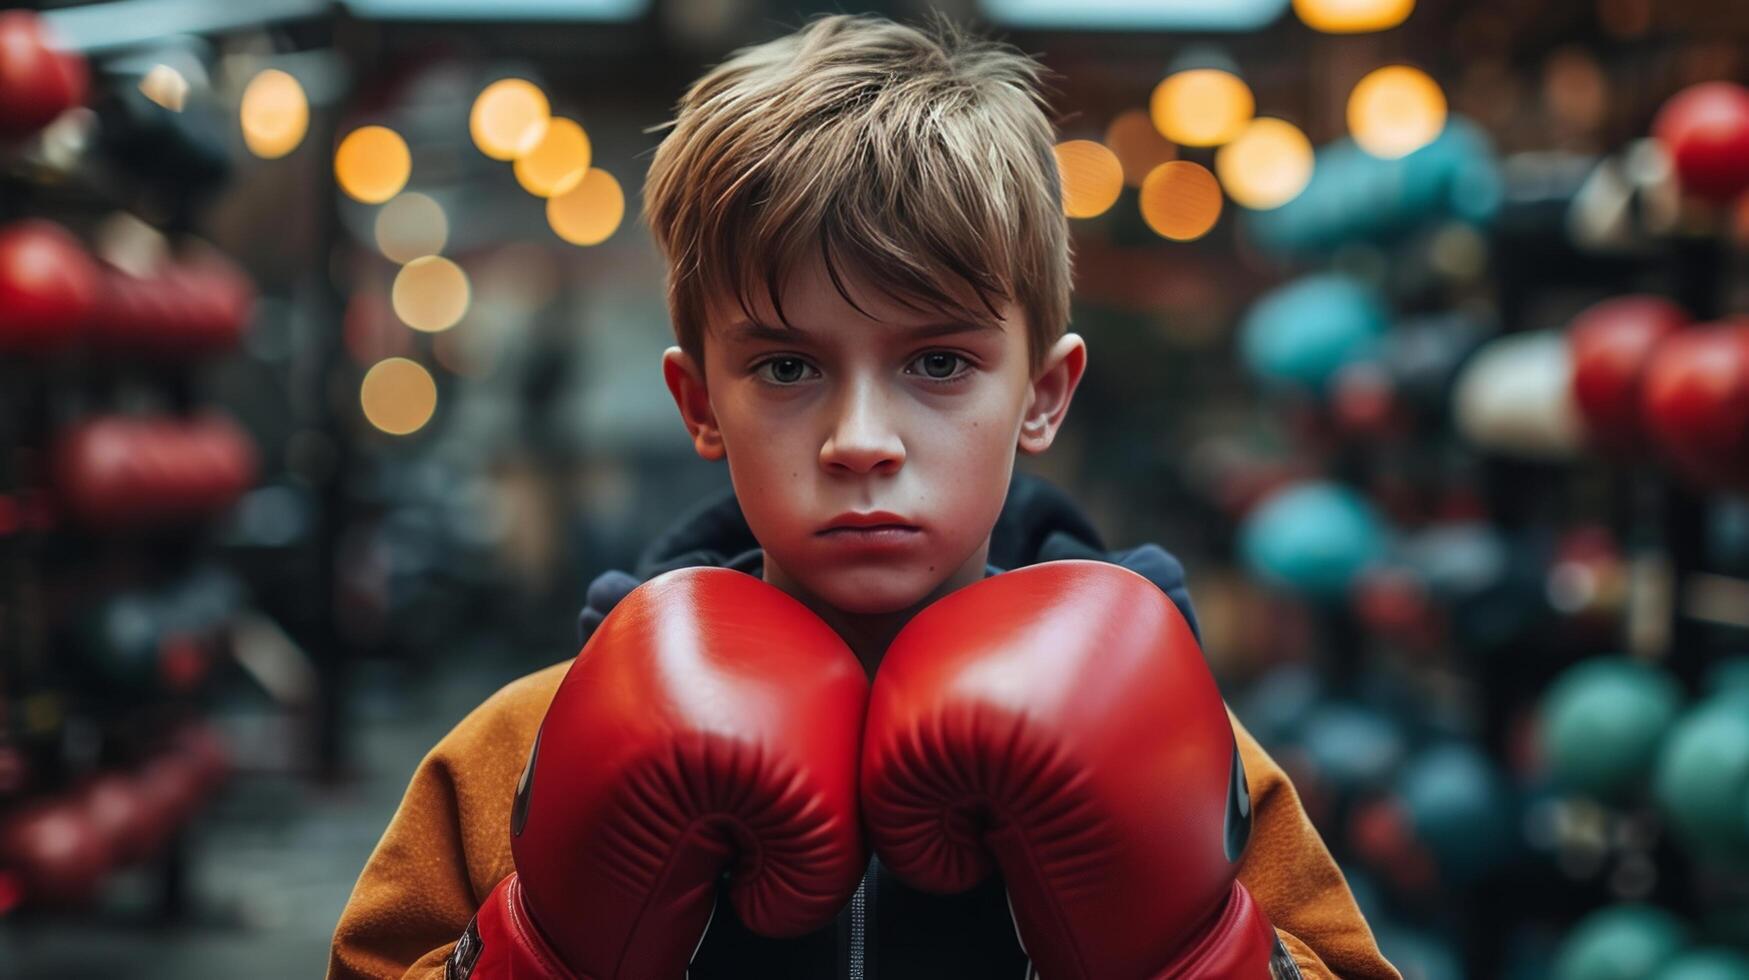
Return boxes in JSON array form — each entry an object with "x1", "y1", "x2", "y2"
[
  {"x1": 1018, "y1": 332, "x2": 1088, "y2": 456},
  {"x1": 662, "y1": 346, "x2": 726, "y2": 461}
]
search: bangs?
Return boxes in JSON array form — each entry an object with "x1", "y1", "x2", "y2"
[
  {"x1": 708, "y1": 121, "x2": 1022, "y2": 335},
  {"x1": 644, "y1": 13, "x2": 1070, "y2": 370}
]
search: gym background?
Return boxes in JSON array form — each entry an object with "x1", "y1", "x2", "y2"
[{"x1": 3, "y1": 0, "x2": 1749, "y2": 976}]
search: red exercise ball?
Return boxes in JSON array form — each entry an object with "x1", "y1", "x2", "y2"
[
  {"x1": 1654, "y1": 82, "x2": 1749, "y2": 203},
  {"x1": 1568, "y1": 295, "x2": 1689, "y2": 456},
  {"x1": 1642, "y1": 320, "x2": 1749, "y2": 490},
  {"x1": 0, "y1": 797, "x2": 109, "y2": 907},
  {"x1": 90, "y1": 256, "x2": 255, "y2": 356},
  {"x1": 76, "y1": 772, "x2": 153, "y2": 868},
  {"x1": 53, "y1": 415, "x2": 259, "y2": 529},
  {"x1": 0, "y1": 220, "x2": 99, "y2": 352},
  {"x1": 0, "y1": 10, "x2": 88, "y2": 139}
]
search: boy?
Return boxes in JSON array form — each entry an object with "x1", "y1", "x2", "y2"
[{"x1": 328, "y1": 14, "x2": 1399, "y2": 979}]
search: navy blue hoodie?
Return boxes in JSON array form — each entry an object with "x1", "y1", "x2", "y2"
[{"x1": 570, "y1": 472, "x2": 1205, "y2": 980}]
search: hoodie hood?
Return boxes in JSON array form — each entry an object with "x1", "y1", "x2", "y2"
[{"x1": 577, "y1": 471, "x2": 1200, "y2": 647}]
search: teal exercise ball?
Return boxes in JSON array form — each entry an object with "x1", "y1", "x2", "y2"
[
  {"x1": 1240, "y1": 481, "x2": 1388, "y2": 602},
  {"x1": 1399, "y1": 742, "x2": 1514, "y2": 882},
  {"x1": 1654, "y1": 697, "x2": 1749, "y2": 862},
  {"x1": 1553, "y1": 904, "x2": 1689, "y2": 980},
  {"x1": 1240, "y1": 275, "x2": 1389, "y2": 394},
  {"x1": 1652, "y1": 949, "x2": 1749, "y2": 980},
  {"x1": 1541, "y1": 657, "x2": 1683, "y2": 802}
]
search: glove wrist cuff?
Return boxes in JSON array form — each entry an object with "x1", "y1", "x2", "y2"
[
  {"x1": 447, "y1": 874, "x2": 582, "y2": 980},
  {"x1": 1154, "y1": 881, "x2": 1297, "y2": 980}
]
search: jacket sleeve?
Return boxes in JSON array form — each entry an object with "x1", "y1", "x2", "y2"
[
  {"x1": 1231, "y1": 710, "x2": 1402, "y2": 980},
  {"x1": 327, "y1": 661, "x2": 572, "y2": 979}
]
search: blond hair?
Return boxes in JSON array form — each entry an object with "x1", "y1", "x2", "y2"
[{"x1": 641, "y1": 13, "x2": 1069, "y2": 374}]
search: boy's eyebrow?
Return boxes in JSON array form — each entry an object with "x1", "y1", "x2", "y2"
[{"x1": 724, "y1": 318, "x2": 999, "y2": 344}]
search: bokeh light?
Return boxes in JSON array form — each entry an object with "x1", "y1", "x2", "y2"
[
  {"x1": 1216, "y1": 118, "x2": 1315, "y2": 210},
  {"x1": 470, "y1": 78, "x2": 550, "y2": 161},
  {"x1": 360, "y1": 358, "x2": 437, "y2": 436},
  {"x1": 391, "y1": 256, "x2": 470, "y2": 333},
  {"x1": 139, "y1": 64, "x2": 188, "y2": 112},
  {"x1": 1294, "y1": 0, "x2": 1415, "y2": 34},
  {"x1": 1140, "y1": 161, "x2": 1224, "y2": 241},
  {"x1": 1348, "y1": 65, "x2": 1448, "y2": 159},
  {"x1": 1542, "y1": 48, "x2": 1608, "y2": 132},
  {"x1": 375, "y1": 193, "x2": 449, "y2": 264},
  {"x1": 1150, "y1": 69, "x2": 1255, "y2": 147},
  {"x1": 547, "y1": 168, "x2": 625, "y2": 246},
  {"x1": 335, "y1": 126, "x2": 411, "y2": 204},
  {"x1": 240, "y1": 69, "x2": 309, "y2": 159},
  {"x1": 1054, "y1": 140, "x2": 1124, "y2": 219},
  {"x1": 1104, "y1": 109, "x2": 1177, "y2": 188},
  {"x1": 512, "y1": 117, "x2": 592, "y2": 197}
]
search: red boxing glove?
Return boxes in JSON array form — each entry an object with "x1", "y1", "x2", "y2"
[
  {"x1": 453, "y1": 567, "x2": 870, "y2": 979},
  {"x1": 861, "y1": 561, "x2": 1295, "y2": 980}
]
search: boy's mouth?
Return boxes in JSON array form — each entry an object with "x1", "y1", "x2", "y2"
[
  {"x1": 817, "y1": 524, "x2": 924, "y2": 550},
  {"x1": 819, "y1": 511, "x2": 919, "y2": 534}
]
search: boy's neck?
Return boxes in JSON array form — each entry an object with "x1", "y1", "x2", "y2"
[{"x1": 760, "y1": 542, "x2": 993, "y2": 676}]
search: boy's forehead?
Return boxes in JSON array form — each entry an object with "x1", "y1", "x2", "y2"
[
  {"x1": 708, "y1": 252, "x2": 1013, "y2": 342},
  {"x1": 722, "y1": 315, "x2": 1002, "y2": 348}
]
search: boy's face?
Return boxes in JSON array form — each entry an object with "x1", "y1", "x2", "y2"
[{"x1": 663, "y1": 250, "x2": 1086, "y2": 617}]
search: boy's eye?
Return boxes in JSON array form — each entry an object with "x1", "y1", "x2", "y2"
[
  {"x1": 910, "y1": 351, "x2": 968, "y2": 381},
  {"x1": 757, "y1": 357, "x2": 816, "y2": 385}
]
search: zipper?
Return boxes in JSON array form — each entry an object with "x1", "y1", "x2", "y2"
[{"x1": 848, "y1": 874, "x2": 866, "y2": 980}]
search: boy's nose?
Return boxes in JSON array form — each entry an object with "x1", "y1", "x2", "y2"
[{"x1": 820, "y1": 382, "x2": 905, "y2": 475}]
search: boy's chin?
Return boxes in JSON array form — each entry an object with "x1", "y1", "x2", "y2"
[{"x1": 795, "y1": 566, "x2": 947, "y2": 617}]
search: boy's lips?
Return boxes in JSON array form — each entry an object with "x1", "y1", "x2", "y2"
[
  {"x1": 817, "y1": 512, "x2": 923, "y2": 550},
  {"x1": 817, "y1": 525, "x2": 924, "y2": 550},
  {"x1": 819, "y1": 511, "x2": 918, "y2": 532}
]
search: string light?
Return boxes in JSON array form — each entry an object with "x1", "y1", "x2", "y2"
[
  {"x1": 1294, "y1": 0, "x2": 1415, "y2": 34},
  {"x1": 470, "y1": 78, "x2": 550, "y2": 161},
  {"x1": 1348, "y1": 66, "x2": 1447, "y2": 159},
  {"x1": 335, "y1": 126, "x2": 411, "y2": 204},
  {"x1": 240, "y1": 69, "x2": 309, "y2": 159},
  {"x1": 1151, "y1": 69, "x2": 1254, "y2": 147},
  {"x1": 547, "y1": 168, "x2": 625, "y2": 246},
  {"x1": 1140, "y1": 161, "x2": 1223, "y2": 241},
  {"x1": 1055, "y1": 140, "x2": 1124, "y2": 218},
  {"x1": 513, "y1": 117, "x2": 592, "y2": 197},
  {"x1": 1216, "y1": 118, "x2": 1314, "y2": 210},
  {"x1": 392, "y1": 256, "x2": 470, "y2": 333},
  {"x1": 361, "y1": 358, "x2": 437, "y2": 435}
]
